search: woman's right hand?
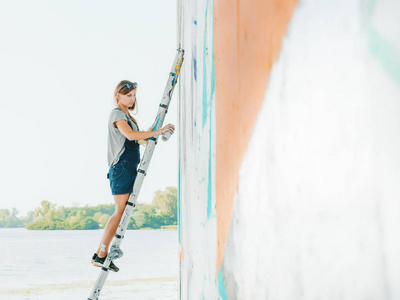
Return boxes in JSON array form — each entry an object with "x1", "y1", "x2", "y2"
[{"x1": 159, "y1": 123, "x2": 175, "y2": 136}]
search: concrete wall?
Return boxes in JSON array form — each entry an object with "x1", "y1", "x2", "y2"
[
  {"x1": 178, "y1": 0, "x2": 218, "y2": 298},
  {"x1": 179, "y1": 0, "x2": 400, "y2": 299}
]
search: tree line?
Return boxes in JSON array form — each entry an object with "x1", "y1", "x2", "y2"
[{"x1": 0, "y1": 186, "x2": 177, "y2": 230}]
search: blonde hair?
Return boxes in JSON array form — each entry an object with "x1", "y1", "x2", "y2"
[{"x1": 113, "y1": 80, "x2": 139, "y2": 130}]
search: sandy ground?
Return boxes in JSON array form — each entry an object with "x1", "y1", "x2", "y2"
[{"x1": 0, "y1": 277, "x2": 178, "y2": 300}]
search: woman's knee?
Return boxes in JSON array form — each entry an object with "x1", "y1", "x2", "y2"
[{"x1": 114, "y1": 208, "x2": 124, "y2": 218}]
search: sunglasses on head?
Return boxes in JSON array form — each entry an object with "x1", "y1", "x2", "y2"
[{"x1": 119, "y1": 82, "x2": 137, "y2": 91}]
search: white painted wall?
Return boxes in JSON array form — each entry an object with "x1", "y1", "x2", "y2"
[
  {"x1": 222, "y1": 0, "x2": 400, "y2": 299},
  {"x1": 178, "y1": 0, "x2": 218, "y2": 299}
]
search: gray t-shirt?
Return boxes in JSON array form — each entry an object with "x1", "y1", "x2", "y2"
[{"x1": 107, "y1": 108, "x2": 139, "y2": 168}]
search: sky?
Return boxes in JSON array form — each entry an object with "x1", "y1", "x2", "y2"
[{"x1": 0, "y1": 0, "x2": 179, "y2": 215}]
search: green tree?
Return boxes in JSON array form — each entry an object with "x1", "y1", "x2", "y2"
[
  {"x1": 20, "y1": 211, "x2": 35, "y2": 225},
  {"x1": 0, "y1": 208, "x2": 24, "y2": 228},
  {"x1": 34, "y1": 200, "x2": 56, "y2": 218},
  {"x1": 93, "y1": 212, "x2": 110, "y2": 228},
  {"x1": 56, "y1": 206, "x2": 67, "y2": 219},
  {"x1": 0, "y1": 209, "x2": 10, "y2": 227},
  {"x1": 11, "y1": 208, "x2": 19, "y2": 217},
  {"x1": 69, "y1": 217, "x2": 99, "y2": 230},
  {"x1": 26, "y1": 219, "x2": 68, "y2": 230},
  {"x1": 152, "y1": 186, "x2": 177, "y2": 224},
  {"x1": 131, "y1": 204, "x2": 151, "y2": 228},
  {"x1": 5, "y1": 216, "x2": 24, "y2": 228},
  {"x1": 9, "y1": 186, "x2": 178, "y2": 230}
]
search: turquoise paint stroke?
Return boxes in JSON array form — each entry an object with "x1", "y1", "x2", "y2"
[
  {"x1": 218, "y1": 269, "x2": 229, "y2": 300},
  {"x1": 210, "y1": 22, "x2": 215, "y2": 100},
  {"x1": 194, "y1": 20, "x2": 198, "y2": 81},
  {"x1": 194, "y1": 58, "x2": 198, "y2": 81},
  {"x1": 202, "y1": 0, "x2": 214, "y2": 219},
  {"x1": 153, "y1": 113, "x2": 161, "y2": 130},
  {"x1": 367, "y1": 0, "x2": 400, "y2": 85},
  {"x1": 207, "y1": 128, "x2": 212, "y2": 219}
]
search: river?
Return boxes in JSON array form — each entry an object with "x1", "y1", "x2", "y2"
[{"x1": 0, "y1": 228, "x2": 179, "y2": 299}]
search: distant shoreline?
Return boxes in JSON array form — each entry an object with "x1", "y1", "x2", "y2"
[{"x1": 0, "y1": 187, "x2": 178, "y2": 230}]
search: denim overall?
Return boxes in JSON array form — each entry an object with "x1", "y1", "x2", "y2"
[{"x1": 108, "y1": 118, "x2": 141, "y2": 195}]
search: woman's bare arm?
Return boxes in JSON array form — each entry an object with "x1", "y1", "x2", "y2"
[{"x1": 115, "y1": 120, "x2": 174, "y2": 141}]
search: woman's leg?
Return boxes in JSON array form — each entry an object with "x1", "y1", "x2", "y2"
[{"x1": 96, "y1": 193, "x2": 130, "y2": 258}]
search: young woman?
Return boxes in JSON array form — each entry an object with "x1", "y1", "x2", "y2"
[{"x1": 91, "y1": 80, "x2": 175, "y2": 272}]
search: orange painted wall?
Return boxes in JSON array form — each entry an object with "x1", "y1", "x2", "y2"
[{"x1": 214, "y1": 0, "x2": 298, "y2": 273}]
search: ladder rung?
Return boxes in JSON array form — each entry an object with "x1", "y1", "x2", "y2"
[{"x1": 159, "y1": 103, "x2": 168, "y2": 114}]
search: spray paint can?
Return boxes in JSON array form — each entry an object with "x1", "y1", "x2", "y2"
[{"x1": 162, "y1": 131, "x2": 172, "y2": 142}]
